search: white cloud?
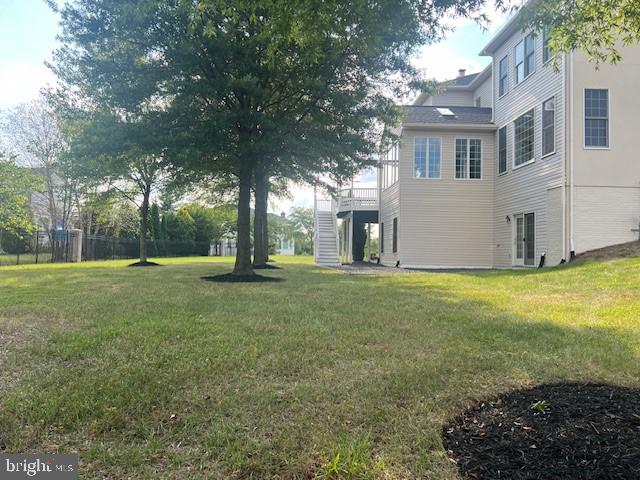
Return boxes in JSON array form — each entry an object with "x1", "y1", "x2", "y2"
[{"x1": 0, "y1": 63, "x2": 56, "y2": 108}]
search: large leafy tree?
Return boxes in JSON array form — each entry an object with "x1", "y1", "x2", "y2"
[
  {"x1": 62, "y1": 109, "x2": 170, "y2": 264},
  {"x1": 500, "y1": 0, "x2": 640, "y2": 64},
  {"x1": 52, "y1": 0, "x2": 488, "y2": 276},
  {"x1": 0, "y1": 154, "x2": 40, "y2": 238}
]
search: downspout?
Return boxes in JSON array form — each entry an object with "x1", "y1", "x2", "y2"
[
  {"x1": 561, "y1": 53, "x2": 568, "y2": 262},
  {"x1": 569, "y1": 52, "x2": 576, "y2": 260}
]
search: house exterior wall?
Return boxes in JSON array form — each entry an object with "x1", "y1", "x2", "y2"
[
  {"x1": 570, "y1": 46, "x2": 640, "y2": 253},
  {"x1": 491, "y1": 29, "x2": 567, "y2": 267},
  {"x1": 397, "y1": 127, "x2": 496, "y2": 268},
  {"x1": 421, "y1": 90, "x2": 474, "y2": 107},
  {"x1": 473, "y1": 75, "x2": 493, "y2": 108},
  {"x1": 379, "y1": 182, "x2": 400, "y2": 265}
]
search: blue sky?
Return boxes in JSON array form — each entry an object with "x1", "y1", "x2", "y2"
[
  {"x1": 0, "y1": 0, "x2": 60, "y2": 107},
  {"x1": 0, "y1": 0, "x2": 506, "y2": 210}
]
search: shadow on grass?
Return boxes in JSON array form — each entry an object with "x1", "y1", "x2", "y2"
[{"x1": 0, "y1": 261, "x2": 638, "y2": 478}]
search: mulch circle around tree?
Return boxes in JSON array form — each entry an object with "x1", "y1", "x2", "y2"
[
  {"x1": 201, "y1": 273, "x2": 283, "y2": 283},
  {"x1": 253, "y1": 264, "x2": 282, "y2": 270},
  {"x1": 128, "y1": 261, "x2": 161, "y2": 267},
  {"x1": 442, "y1": 383, "x2": 640, "y2": 480}
]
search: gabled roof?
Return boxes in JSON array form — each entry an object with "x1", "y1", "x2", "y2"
[
  {"x1": 402, "y1": 106, "x2": 493, "y2": 126},
  {"x1": 479, "y1": 0, "x2": 539, "y2": 56},
  {"x1": 451, "y1": 72, "x2": 480, "y2": 87},
  {"x1": 412, "y1": 64, "x2": 492, "y2": 106}
]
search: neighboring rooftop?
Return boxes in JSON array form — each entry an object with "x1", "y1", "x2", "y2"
[{"x1": 402, "y1": 106, "x2": 493, "y2": 126}]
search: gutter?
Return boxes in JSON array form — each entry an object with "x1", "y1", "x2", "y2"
[{"x1": 402, "y1": 123, "x2": 497, "y2": 131}]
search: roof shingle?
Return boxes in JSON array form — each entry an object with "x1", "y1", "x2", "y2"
[{"x1": 402, "y1": 106, "x2": 493, "y2": 125}]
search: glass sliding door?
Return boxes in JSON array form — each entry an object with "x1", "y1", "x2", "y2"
[
  {"x1": 524, "y1": 213, "x2": 535, "y2": 266},
  {"x1": 513, "y1": 213, "x2": 535, "y2": 266}
]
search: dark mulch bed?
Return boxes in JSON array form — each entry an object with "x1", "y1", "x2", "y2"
[
  {"x1": 443, "y1": 383, "x2": 640, "y2": 480},
  {"x1": 128, "y1": 261, "x2": 161, "y2": 267},
  {"x1": 201, "y1": 273, "x2": 283, "y2": 283},
  {"x1": 253, "y1": 264, "x2": 282, "y2": 270}
]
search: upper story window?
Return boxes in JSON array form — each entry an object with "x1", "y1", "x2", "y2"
[
  {"x1": 381, "y1": 143, "x2": 399, "y2": 190},
  {"x1": 455, "y1": 139, "x2": 482, "y2": 179},
  {"x1": 499, "y1": 56, "x2": 508, "y2": 97},
  {"x1": 585, "y1": 89, "x2": 609, "y2": 148},
  {"x1": 475, "y1": 97, "x2": 482, "y2": 107},
  {"x1": 542, "y1": 27, "x2": 551, "y2": 64},
  {"x1": 514, "y1": 109, "x2": 535, "y2": 167},
  {"x1": 414, "y1": 137, "x2": 441, "y2": 179},
  {"x1": 498, "y1": 126, "x2": 508, "y2": 174},
  {"x1": 542, "y1": 97, "x2": 555, "y2": 156},
  {"x1": 515, "y1": 34, "x2": 536, "y2": 84}
]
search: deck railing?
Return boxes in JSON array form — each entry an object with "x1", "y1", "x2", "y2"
[{"x1": 337, "y1": 187, "x2": 378, "y2": 212}]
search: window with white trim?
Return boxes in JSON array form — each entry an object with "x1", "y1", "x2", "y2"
[
  {"x1": 498, "y1": 126, "x2": 508, "y2": 174},
  {"x1": 381, "y1": 143, "x2": 399, "y2": 190},
  {"x1": 585, "y1": 89, "x2": 609, "y2": 148},
  {"x1": 514, "y1": 109, "x2": 535, "y2": 167},
  {"x1": 542, "y1": 27, "x2": 551, "y2": 64},
  {"x1": 414, "y1": 137, "x2": 441, "y2": 178},
  {"x1": 542, "y1": 97, "x2": 555, "y2": 156},
  {"x1": 455, "y1": 139, "x2": 482, "y2": 179},
  {"x1": 515, "y1": 34, "x2": 535, "y2": 84},
  {"x1": 499, "y1": 56, "x2": 508, "y2": 97}
]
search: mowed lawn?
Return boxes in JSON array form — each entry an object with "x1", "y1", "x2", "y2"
[{"x1": 0, "y1": 256, "x2": 639, "y2": 479}]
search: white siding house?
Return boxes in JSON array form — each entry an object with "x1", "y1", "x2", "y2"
[{"x1": 317, "y1": 7, "x2": 640, "y2": 269}]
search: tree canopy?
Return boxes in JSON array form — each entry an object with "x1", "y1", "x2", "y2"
[
  {"x1": 52, "y1": 0, "x2": 490, "y2": 276},
  {"x1": 0, "y1": 155, "x2": 40, "y2": 238}
]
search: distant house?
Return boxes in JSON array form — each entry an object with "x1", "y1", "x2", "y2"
[
  {"x1": 277, "y1": 237, "x2": 295, "y2": 256},
  {"x1": 315, "y1": 3, "x2": 640, "y2": 268}
]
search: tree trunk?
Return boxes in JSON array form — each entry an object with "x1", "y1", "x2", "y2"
[
  {"x1": 263, "y1": 180, "x2": 270, "y2": 263},
  {"x1": 233, "y1": 160, "x2": 254, "y2": 276},
  {"x1": 253, "y1": 165, "x2": 268, "y2": 267},
  {"x1": 139, "y1": 186, "x2": 150, "y2": 264}
]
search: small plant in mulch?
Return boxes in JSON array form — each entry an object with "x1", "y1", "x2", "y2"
[{"x1": 442, "y1": 383, "x2": 640, "y2": 480}]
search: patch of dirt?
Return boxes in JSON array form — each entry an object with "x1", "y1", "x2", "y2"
[
  {"x1": 201, "y1": 273, "x2": 283, "y2": 283},
  {"x1": 443, "y1": 383, "x2": 640, "y2": 480},
  {"x1": 575, "y1": 241, "x2": 640, "y2": 263},
  {"x1": 128, "y1": 261, "x2": 162, "y2": 267}
]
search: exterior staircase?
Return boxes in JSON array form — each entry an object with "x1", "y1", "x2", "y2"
[{"x1": 314, "y1": 197, "x2": 340, "y2": 267}]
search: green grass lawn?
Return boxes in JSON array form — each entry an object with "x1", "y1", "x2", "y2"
[{"x1": 0, "y1": 256, "x2": 639, "y2": 479}]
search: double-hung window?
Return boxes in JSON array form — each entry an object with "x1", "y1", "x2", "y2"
[
  {"x1": 498, "y1": 127, "x2": 508, "y2": 174},
  {"x1": 585, "y1": 89, "x2": 609, "y2": 148},
  {"x1": 455, "y1": 139, "x2": 482, "y2": 179},
  {"x1": 414, "y1": 137, "x2": 441, "y2": 179},
  {"x1": 515, "y1": 34, "x2": 535, "y2": 84},
  {"x1": 499, "y1": 56, "x2": 508, "y2": 97},
  {"x1": 542, "y1": 27, "x2": 551, "y2": 64},
  {"x1": 514, "y1": 109, "x2": 535, "y2": 167},
  {"x1": 542, "y1": 97, "x2": 555, "y2": 156}
]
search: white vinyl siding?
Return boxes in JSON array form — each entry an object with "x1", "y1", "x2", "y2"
[
  {"x1": 542, "y1": 97, "x2": 555, "y2": 156},
  {"x1": 399, "y1": 129, "x2": 495, "y2": 268},
  {"x1": 493, "y1": 28, "x2": 566, "y2": 267},
  {"x1": 514, "y1": 109, "x2": 535, "y2": 167},
  {"x1": 584, "y1": 89, "x2": 609, "y2": 148},
  {"x1": 414, "y1": 137, "x2": 441, "y2": 179},
  {"x1": 455, "y1": 139, "x2": 482, "y2": 179},
  {"x1": 515, "y1": 34, "x2": 535, "y2": 84}
]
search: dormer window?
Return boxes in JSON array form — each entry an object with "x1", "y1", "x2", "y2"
[{"x1": 515, "y1": 33, "x2": 535, "y2": 84}]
